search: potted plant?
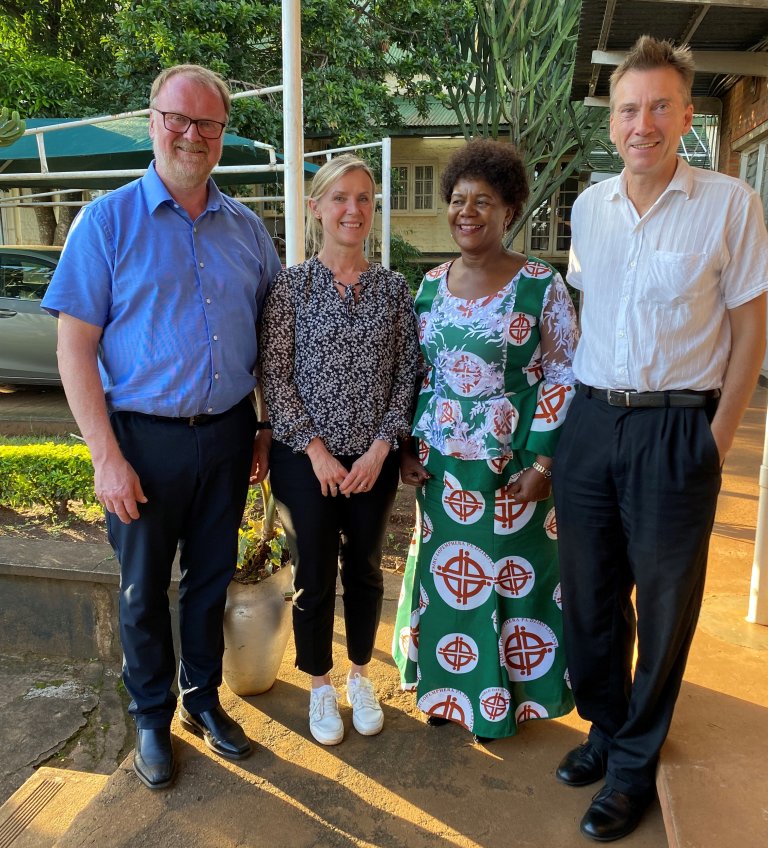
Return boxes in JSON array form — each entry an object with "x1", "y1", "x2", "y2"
[{"x1": 222, "y1": 477, "x2": 293, "y2": 696}]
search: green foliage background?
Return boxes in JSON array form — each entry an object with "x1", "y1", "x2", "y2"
[{"x1": 0, "y1": 443, "x2": 97, "y2": 518}]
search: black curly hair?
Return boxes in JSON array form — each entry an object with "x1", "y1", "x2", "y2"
[{"x1": 440, "y1": 139, "x2": 529, "y2": 225}]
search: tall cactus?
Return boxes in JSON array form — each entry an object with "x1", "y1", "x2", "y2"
[
  {"x1": 442, "y1": 0, "x2": 606, "y2": 237},
  {"x1": 0, "y1": 108, "x2": 25, "y2": 147}
]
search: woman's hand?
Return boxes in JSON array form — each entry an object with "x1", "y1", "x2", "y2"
[
  {"x1": 306, "y1": 437, "x2": 348, "y2": 497},
  {"x1": 507, "y1": 457, "x2": 552, "y2": 503},
  {"x1": 340, "y1": 439, "x2": 390, "y2": 496},
  {"x1": 400, "y1": 451, "x2": 430, "y2": 487}
]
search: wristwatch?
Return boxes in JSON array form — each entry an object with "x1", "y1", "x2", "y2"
[
  {"x1": 531, "y1": 460, "x2": 552, "y2": 478},
  {"x1": 254, "y1": 421, "x2": 272, "y2": 431}
]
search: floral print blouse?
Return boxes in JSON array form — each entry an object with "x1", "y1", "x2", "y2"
[{"x1": 259, "y1": 256, "x2": 420, "y2": 455}]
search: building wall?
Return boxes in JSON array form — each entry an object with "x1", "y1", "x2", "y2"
[
  {"x1": 718, "y1": 76, "x2": 768, "y2": 378},
  {"x1": 719, "y1": 75, "x2": 768, "y2": 178},
  {"x1": 388, "y1": 136, "x2": 527, "y2": 262}
]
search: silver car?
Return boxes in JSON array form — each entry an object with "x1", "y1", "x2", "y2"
[{"x1": 0, "y1": 245, "x2": 61, "y2": 385}]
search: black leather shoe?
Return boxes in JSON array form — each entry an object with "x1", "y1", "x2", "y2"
[
  {"x1": 426, "y1": 715, "x2": 450, "y2": 727},
  {"x1": 133, "y1": 727, "x2": 176, "y2": 790},
  {"x1": 178, "y1": 705, "x2": 253, "y2": 760},
  {"x1": 580, "y1": 786, "x2": 653, "y2": 842},
  {"x1": 556, "y1": 741, "x2": 607, "y2": 786}
]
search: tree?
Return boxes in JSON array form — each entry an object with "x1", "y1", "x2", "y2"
[
  {"x1": 414, "y1": 0, "x2": 607, "y2": 237},
  {"x1": 102, "y1": 0, "x2": 473, "y2": 148},
  {"x1": 0, "y1": 1, "x2": 117, "y2": 243}
]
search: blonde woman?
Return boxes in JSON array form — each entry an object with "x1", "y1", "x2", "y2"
[{"x1": 260, "y1": 155, "x2": 419, "y2": 745}]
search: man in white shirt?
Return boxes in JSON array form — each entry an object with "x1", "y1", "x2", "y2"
[{"x1": 553, "y1": 35, "x2": 768, "y2": 842}]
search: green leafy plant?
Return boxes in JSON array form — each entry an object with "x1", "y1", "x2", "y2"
[
  {"x1": 0, "y1": 106, "x2": 25, "y2": 146},
  {"x1": 389, "y1": 232, "x2": 424, "y2": 294},
  {"x1": 234, "y1": 478, "x2": 289, "y2": 585},
  {"x1": 0, "y1": 443, "x2": 97, "y2": 519}
]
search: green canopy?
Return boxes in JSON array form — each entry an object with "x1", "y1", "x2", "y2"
[{"x1": 0, "y1": 117, "x2": 316, "y2": 190}]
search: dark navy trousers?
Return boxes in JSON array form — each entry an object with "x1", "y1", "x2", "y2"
[
  {"x1": 553, "y1": 390, "x2": 722, "y2": 794},
  {"x1": 107, "y1": 397, "x2": 255, "y2": 729},
  {"x1": 270, "y1": 439, "x2": 399, "y2": 676}
]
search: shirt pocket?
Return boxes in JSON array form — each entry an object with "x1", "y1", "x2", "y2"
[{"x1": 641, "y1": 251, "x2": 707, "y2": 306}]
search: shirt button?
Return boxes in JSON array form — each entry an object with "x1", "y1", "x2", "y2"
[
  {"x1": 214, "y1": 373, "x2": 220, "y2": 380},
  {"x1": 213, "y1": 335, "x2": 219, "y2": 341},
  {"x1": 199, "y1": 261, "x2": 205, "y2": 268},
  {"x1": 618, "y1": 330, "x2": 625, "y2": 338},
  {"x1": 207, "y1": 407, "x2": 214, "y2": 412},
  {"x1": 629, "y1": 261, "x2": 636, "y2": 268},
  {"x1": 206, "y1": 298, "x2": 211, "y2": 304},
  {"x1": 193, "y1": 227, "x2": 197, "y2": 233}
]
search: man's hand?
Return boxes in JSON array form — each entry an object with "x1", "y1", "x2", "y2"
[
  {"x1": 339, "y1": 439, "x2": 390, "y2": 496},
  {"x1": 94, "y1": 455, "x2": 147, "y2": 524},
  {"x1": 249, "y1": 432, "x2": 271, "y2": 485}
]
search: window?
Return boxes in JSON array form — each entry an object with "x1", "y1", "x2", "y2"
[
  {"x1": 0, "y1": 251, "x2": 57, "y2": 301},
  {"x1": 525, "y1": 174, "x2": 580, "y2": 256},
  {"x1": 741, "y1": 142, "x2": 768, "y2": 222},
  {"x1": 391, "y1": 166, "x2": 409, "y2": 211},
  {"x1": 390, "y1": 164, "x2": 435, "y2": 213}
]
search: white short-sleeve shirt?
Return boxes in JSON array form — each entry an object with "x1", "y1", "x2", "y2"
[{"x1": 568, "y1": 157, "x2": 768, "y2": 392}]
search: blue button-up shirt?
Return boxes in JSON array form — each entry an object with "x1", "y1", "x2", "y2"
[{"x1": 43, "y1": 162, "x2": 281, "y2": 417}]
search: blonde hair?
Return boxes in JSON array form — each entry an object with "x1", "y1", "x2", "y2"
[
  {"x1": 306, "y1": 154, "x2": 376, "y2": 255},
  {"x1": 610, "y1": 35, "x2": 695, "y2": 110},
  {"x1": 150, "y1": 64, "x2": 231, "y2": 117}
]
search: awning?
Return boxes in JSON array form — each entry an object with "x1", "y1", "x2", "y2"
[{"x1": 0, "y1": 117, "x2": 317, "y2": 190}]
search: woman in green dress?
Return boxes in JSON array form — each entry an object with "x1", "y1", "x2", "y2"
[{"x1": 393, "y1": 139, "x2": 579, "y2": 742}]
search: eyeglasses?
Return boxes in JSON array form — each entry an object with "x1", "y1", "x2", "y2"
[{"x1": 153, "y1": 110, "x2": 226, "y2": 139}]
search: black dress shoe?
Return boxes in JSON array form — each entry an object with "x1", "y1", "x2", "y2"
[
  {"x1": 133, "y1": 727, "x2": 176, "y2": 790},
  {"x1": 556, "y1": 741, "x2": 607, "y2": 786},
  {"x1": 426, "y1": 715, "x2": 450, "y2": 727},
  {"x1": 178, "y1": 705, "x2": 253, "y2": 760},
  {"x1": 580, "y1": 786, "x2": 653, "y2": 842}
]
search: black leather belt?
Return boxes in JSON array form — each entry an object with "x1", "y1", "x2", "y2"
[
  {"x1": 120, "y1": 408, "x2": 233, "y2": 426},
  {"x1": 579, "y1": 384, "x2": 720, "y2": 408}
]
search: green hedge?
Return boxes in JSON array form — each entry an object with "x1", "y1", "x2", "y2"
[{"x1": 0, "y1": 443, "x2": 96, "y2": 518}]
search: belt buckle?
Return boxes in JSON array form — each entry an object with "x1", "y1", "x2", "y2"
[
  {"x1": 606, "y1": 390, "x2": 632, "y2": 407},
  {"x1": 188, "y1": 415, "x2": 200, "y2": 426}
]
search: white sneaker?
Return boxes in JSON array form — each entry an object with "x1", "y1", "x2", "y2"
[
  {"x1": 346, "y1": 674, "x2": 384, "y2": 736},
  {"x1": 309, "y1": 685, "x2": 344, "y2": 745}
]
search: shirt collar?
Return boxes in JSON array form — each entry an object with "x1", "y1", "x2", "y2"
[
  {"x1": 142, "y1": 160, "x2": 224, "y2": 215},
  {"x1": 610, "y1": 156, "x2": 693, "y2": 202}
]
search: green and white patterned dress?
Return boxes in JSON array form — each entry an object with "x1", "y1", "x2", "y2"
[{"x1": 393, "y1": 258, "x2": 579, "y2": 739}]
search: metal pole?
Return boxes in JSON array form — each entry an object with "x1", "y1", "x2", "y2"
[
  {"x1": 282, "y1": 0, "x2": 304, "y2": 267},
  {"x1": 381, "y1": 137, "x2": 391, "y2": 269},
  {"x1": 748, "y1": 404, "x2": 768, "y2": 624}
]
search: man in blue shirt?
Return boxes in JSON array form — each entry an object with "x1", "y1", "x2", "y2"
[{"x1": 42, "y1": 64, "x2": 282, "y2": 790}]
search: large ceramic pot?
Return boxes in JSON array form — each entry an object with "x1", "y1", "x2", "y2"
[{"x1": 222, "y1": 564, "x2": 293, "y2": 696}]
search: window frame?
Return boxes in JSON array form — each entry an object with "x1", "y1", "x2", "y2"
[
  {"x1": 740, "y1": 141, "x2": 768, "y2": 222},
  {"x1": 524, "y1": 173, "x2": 581, "y2": 258},
  {"x1": 390, "y1": 163, "x2": 437, "y2": 215}
]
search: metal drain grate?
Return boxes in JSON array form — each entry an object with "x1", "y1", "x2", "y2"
[{"x1": 0, "y1": 779, "x2": 63, "y2": 848}]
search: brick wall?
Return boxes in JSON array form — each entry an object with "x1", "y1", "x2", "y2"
[{"x1": 719, "y1": 76, "x2": 768, "y2": 176}]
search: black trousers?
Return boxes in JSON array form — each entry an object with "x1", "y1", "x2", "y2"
[
  {"x1": 270, "y1": 440, "x2": 399, "y2": 676},
  {"x1": 553, "y1": 390, "x2": 721, "y2": 794},
  {"x1": 107, "y1": 397, "x2": 255, "y2": 729}
]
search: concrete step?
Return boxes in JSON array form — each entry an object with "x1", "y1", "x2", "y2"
[{"x1": 0, "y1": 768, "x2": 107, "y2": 848}]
